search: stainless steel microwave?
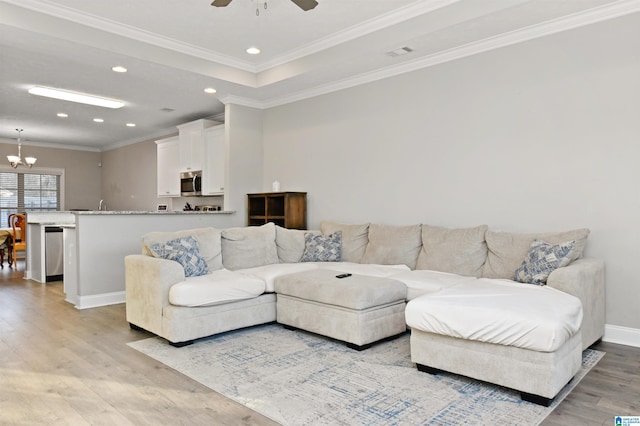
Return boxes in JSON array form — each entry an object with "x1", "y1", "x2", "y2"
[{"x1": 180, "y1": 171, "x2": 202, "y2": 196}]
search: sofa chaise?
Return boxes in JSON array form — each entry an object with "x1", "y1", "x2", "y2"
[{"x1": 125, "y1": 221, "x2": 605, "y2": 405}]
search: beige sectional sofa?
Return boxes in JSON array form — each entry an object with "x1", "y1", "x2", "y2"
[{"x1": 125, "y1": 221, "x2": 605, "y2": 405}]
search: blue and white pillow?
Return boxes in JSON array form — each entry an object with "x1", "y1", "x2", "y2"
[
  {"x1": 514, "y1": 239, "x2": 577, "y2": 285},
  {"x1": 301, "y1": 231, "x2": 342, "y2": 262},
  {"x1": 149, "y1": 236, "x2": 208, "y2": 277}
]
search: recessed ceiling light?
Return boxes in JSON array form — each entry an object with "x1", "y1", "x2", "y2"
[
  {"x1": 112, "y1": 66, "x2": 127, "y2": 73},
  {"x1": 204, "y1": 87, "x2": 217, "y2": 94},
  {"x1": 93, "y1": 118, "x2": 104, "y2": 123},
  {"x1": 246, "y1": 47, "x2": 261, "y2": 55},
  {"x1": 28, "y1": 86, "x2": 125, "y2": 109},
  {"x1": 57, "y1": 113, "x2": 68, "y2": 118},
  {"x1": 126, "y1": 123, "x2": 136, "y2": 127}
]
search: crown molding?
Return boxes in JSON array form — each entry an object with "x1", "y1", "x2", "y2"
[
  {"x1": 218, "y1": 95, "x2": 267, "y2": 109},
  {"x1": 256, "y1": 0, "x2": 460, "y2": 72},
  {"x1": 262, "y1": 0, "x2": 640, "y2": 109},
  {"x1": 0, "y1": 138, "x2": 101, "y2": 152},
  {"x1": 2, "y1": 0, "x2": 257, "y2": 73},
  {"x1": 100, "y1": 127, "x2": 181, "y2": 151}
]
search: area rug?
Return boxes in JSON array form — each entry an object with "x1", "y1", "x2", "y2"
[{"x1": 128, "y1": 324, "x2": 603, "y2": 425}]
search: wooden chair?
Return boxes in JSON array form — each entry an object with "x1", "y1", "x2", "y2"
[{"x1": 10, "y1": 213, "x2": 26, "y2": 269}]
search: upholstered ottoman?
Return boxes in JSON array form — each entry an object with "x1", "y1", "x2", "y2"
[
  {"x1": 274, "y1": 269, "x2": 407, "y2": 350},
  {"x1": 405, "y1": 279, "x2": 584, "y2": 405}
]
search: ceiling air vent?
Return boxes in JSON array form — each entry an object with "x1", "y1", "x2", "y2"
[
  {"x1": 386, "y1": 46, "x2": 413, "y2": 57},
  {"x1": 160, "y1": 107, "x2": 175, "y2": 112}
]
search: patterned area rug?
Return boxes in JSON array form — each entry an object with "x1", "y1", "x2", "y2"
[{"x1": 128, "y1": 324, "x2": 603, "y2": 425}]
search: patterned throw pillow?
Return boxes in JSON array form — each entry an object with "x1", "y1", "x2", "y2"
[
  {"x1": 149, "y1": 236, "x2": 208, "y2": 277},
  {"x1": 514, "y1": 239, "x2": 577, "y2": 285},
  {"x1": 300, "y1": 231, "x2": 342, "y2": 262}
]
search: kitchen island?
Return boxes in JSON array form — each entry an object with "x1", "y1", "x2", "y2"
[{"x1": 27, "y1": 210, "x2": 238, "y2": 309}]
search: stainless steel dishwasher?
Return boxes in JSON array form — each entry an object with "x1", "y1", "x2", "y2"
[{"x1": 45, "y1": 226, "x2": 64, "y2": 282}]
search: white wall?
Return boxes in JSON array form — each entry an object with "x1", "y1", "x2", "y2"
[
  {"x1": 224, "y1": 104, "x2": 264, "y2": 224},
  {"x1": 262, "y1": 14, "x2": 640, "y2": 330}
]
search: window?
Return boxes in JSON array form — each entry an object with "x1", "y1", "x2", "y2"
[{"x1": 0, "y1": 170, "x2": 62, "y2": 227}]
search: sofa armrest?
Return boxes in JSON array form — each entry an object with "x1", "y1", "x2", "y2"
[
  {"x1": 547, "y1": 257, "x2": 605, "y2": 350},
  {"x1": 125, "y1": 254, "x2": 185, "y2": 336}
]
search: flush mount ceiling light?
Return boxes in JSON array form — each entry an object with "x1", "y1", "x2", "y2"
[
  {"x1": 246, "y1": 47, "x2": 261, "y2": 55},
  {"x1": 57, "y1": 113, "x2": 68, "y2": 118},
  {"x1": 93, "y1": 118, "x2": 104, "y2": 123},
  {"x1": 204, "y1": 87, "x2": 217, "y2": 94},
  {"x1": 28, "y1": 86, "x2": 125, "y2": 109},
  {"x1": 7, "y1": 129, "x2": 37, "y2": 169},
  {"x1": 126, "y1": 123, "x2": 136, "y2": 127},
  {"x1": 112, "y1": 65, "x2": 127, "y2": 73}
]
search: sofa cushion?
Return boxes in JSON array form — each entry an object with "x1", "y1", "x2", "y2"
[
  {"x1": 142, "y1": 227, "x2": 222, "y2": 271},
  {"x1": 301, "y1": 231, "x2": 342, "y2": 262},
  {"x1": 389, "y1": 269, "x2": 475, "y2": 300},
  {"x1": 320, "y1": 222, "x2": 369, "y2": 263},
  {"x1": 416, "y1": 225, "x2": 488, "y2": 277},
  {"x1": 275, "y1": 226, "x2": 320, "y2": 263},
  {"x1": 221, "y1": 222, "x2": 279, "y2": 270},
  {"x1": 169, "y1": 269, "x2": 266, "y2": 307},
  {"x1": 514, "y1": 239, "x2": 580, "y2": 285},
  {"x1": 361, "y1": 224, "x2": 422, "y2": 269},
  {"x1": 405, "y1": 279, "x2": 583, "y2": 352},
  {"x1": 482, "y1": 228, "x2": 589, "y2": 279},
  {"x1": 236, "y1": 263, "x2": 320, "y2": 292},
  {"x1": 148, "y1": 236, "x2": 208, "y2": 277}
]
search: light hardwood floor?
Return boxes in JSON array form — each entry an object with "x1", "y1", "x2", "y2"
[{"x1": 0, "y1": 264, "x2": 638, "y2": 425}]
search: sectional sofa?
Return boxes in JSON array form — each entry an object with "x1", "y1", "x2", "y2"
[{"x1": 125, "y1": 221, "x2": 605, "y2": 405}]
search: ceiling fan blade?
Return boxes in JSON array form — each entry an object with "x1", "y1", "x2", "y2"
[
  {"x1": 291, "y1": 0, "x2": 318, "y2": 11},
  {"x1": 211, "y1": 0, "x2": 233, "y2": 7}
]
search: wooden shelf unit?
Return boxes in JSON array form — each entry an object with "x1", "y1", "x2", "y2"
[{"x1": 247, "y1": 192, "x2": 307, "y2": 229}]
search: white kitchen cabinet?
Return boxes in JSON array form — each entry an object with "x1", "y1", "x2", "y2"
[
  {"x1": 177, "y1": 119, "x2": 219, "y2": 172},
  {"x1": 156, "y1": 136, "x2": 181, "y2": 197},
  {"x1": 202, "y1": 125, "x2": 225, "y2": 195}
]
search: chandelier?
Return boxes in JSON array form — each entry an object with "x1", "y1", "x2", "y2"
[{"x1": 7, "y1": 129, "x2": 37, "y2": 168}]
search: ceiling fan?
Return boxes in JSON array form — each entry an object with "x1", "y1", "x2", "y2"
[{"x1": 211, "y1": 0, "x2": 318, "y2": 12}]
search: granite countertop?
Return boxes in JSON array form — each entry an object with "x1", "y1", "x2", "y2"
[{"x1": 71, "y1": 210, "x2": 235, "y2": 215}]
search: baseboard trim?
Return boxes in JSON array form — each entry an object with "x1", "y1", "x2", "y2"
[
  {"x1": 75, "y1": 291, "x2": 125, "y2": 310},
  {"x1": 603, "y1": 324, "x2": 640, "y2": 348}
]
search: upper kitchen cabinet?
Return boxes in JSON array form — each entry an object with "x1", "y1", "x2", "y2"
[
  {"x1": 156, "y1": 136, "x2": 181, "y2": 197},
  {"x1": 202, "y1": 125, "x2": 225, "y2": 196},
  {"x1": 177, "y1": 119, "x2": 220, "y2": 172}
]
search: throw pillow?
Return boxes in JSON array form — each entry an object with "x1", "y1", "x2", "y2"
[
  {"x1": 149, "y1": 236, "x2": 208, "y2": 277},
  {"x1": 301, "y1": 231, "x2": 342, "y2": 262},
  {"x1": 142, "y1": 227, "x2": 223, "y2": 271},
  {"x1": 514, "y1": 239, "x2": 577, "y2": 285}
]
